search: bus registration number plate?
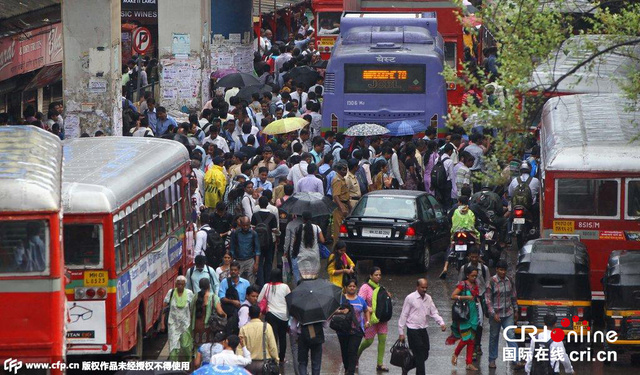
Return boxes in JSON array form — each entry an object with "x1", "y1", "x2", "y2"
[{"x1": 84, "y1": 271, "x2": 108, "y2": 287}]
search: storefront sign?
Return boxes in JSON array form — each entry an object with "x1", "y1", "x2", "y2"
[{"x1": 0, "y1": 23, "x2": 63, "y2": 81}]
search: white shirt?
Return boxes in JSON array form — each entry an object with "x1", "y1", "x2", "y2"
[
  {"x1": 258, "y1": 283, "x2": 291, "y2": 321},
  {"x1": 287, "y1": 161, "x2": 309, "y2": 186},
  {"x1": 242, "y1": 193, "x2": 257, "y2": 220},
  {"x1": 203, "y1": 135, "x2": 230, "y2": 154},
  {"x1": 199, "y1": 118, "x2": 209, "y2": 128},
  {"x1": 193, "y1": 168, "x2": 205, "y2": 198},
  {"x1": 508, "y1": 173, "x2": 541, "y2": 205},
  {"x1": 194, "y1": 225, "x2": 211, "y2": 257},
  {"x1": 210, "y1": 348, "x2": 252, "y2": 367},
  {"x1": 308, "y1": 84, "x2": 324, "y2": 95},
  {"x1": 525, "y1": 330, "x2": 574, "y2": 374},
  {"x1": 290, "y1": 91, "x2": 308, "y2": 107},
  {"x1": 252, "y1": 205, "x2": 280, "y2": 232}
]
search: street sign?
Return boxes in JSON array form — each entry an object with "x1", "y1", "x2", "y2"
[{"x1": 132, "y1": 27, "x2": 151, "y2": 54}]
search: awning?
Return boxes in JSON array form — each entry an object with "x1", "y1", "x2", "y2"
[{"x1": 24, "y1": 63, "x2": 62, "y2": 91}]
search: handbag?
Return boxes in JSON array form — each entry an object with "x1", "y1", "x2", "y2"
[
  {"x1": 259, "y1": 284, "x2": 271, "y2": 315},
  {"x1": 390, "y1": 339, "x2": 414, "y2": 371},
  {"x1": 162, "y1": 288, "x2": 175, "y2": 331},
  {"x1": 262, "y1": 321, "x2": 280, "y2": 375},
  {"x1": 319, "y1": 243, "x2": 331, "y2": 259},
  {"x1": 207, "y1": 309, "x2": 228, "y2": 336},
  {"x1": 452, "y1": 284, "x2": 470, "y2": 322}
]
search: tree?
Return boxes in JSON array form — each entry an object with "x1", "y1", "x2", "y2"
[{"x1": 445, "y1": 0, "x2": 640, "y2": 186}]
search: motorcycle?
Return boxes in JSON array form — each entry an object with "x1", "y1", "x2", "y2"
[
  {"x1": 449, "y1": 229, "x2": 478, "y2": 271},
  {"x1": 512, "y1": 205, "x2": 538, "y2": 250},
  {"x1": 478, "y1": 221, "x2": 502, "y2": 266}
]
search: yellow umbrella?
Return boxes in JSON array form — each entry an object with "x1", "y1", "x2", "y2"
[{"x1": 262, "y1": 117, "x2": 308, "y2": 135}]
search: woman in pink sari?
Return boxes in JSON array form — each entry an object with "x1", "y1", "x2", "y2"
[{"x1": 423, "y1": 141, "x2": 439, "y2": 193}]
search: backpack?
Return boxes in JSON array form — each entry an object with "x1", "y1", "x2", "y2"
[
  {"x1": 355, "y1": 163, "x2": 369, "y2": 196},
  {"x1": 200, "y1": 226, "x2": 225, "y2": 268},
  {"x1": 254, "y1": 213, "x2": 274, "y2": 250},
  {"x1": 375, "y1": 286, "x2": 393, "y2": 323},
  {"x1": 188, "y1": 265, "x2": 215, "y2": 291},
  {"x1": 301, "y1": 322, "x2": 325, "y2": 345},
  {"x1": 512, "y1": 175, "x2": 533, "y2": 208},
  {"x1": 530, "y1": 338, "x2": 555, "y2": 375},
  {"x1": 330, "y1": 303, "x2": 356, "y2": 334},
  {"x1": 317, "y1": 168, "x2": 333, "y2": 195},
  {"x1": 430, "y1": 156, "x2": 449, "y2": 191}
]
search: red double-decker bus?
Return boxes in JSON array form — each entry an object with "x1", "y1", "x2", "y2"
[
  {"x1": 62, "y1": 137, "x2": 192, "y2": 357},
  {"x1": 312, "y1": 0, "x2": 467, "y2": 105},
  {"x1": 0, "y1": 126, "x2": 65, "y2": 370}
]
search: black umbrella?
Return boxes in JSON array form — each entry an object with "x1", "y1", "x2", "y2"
[
  {"x1": 214, "y1": 72, "x2": 260, "y2": 88},
  {"x1": 286, "y1": 279, "x2": 342, "y2": 324},
  {"x1": 311, "y1": 60, "x2": 328, "y2": 69},
  {"x1": 279, "y1": 192, "x2": 337, "y2": 217},
  {"x1": 288, "y1": 66, "x2": 320, "y2": 88},
  {"x1": 236, "y1": 84, "x2": 273, "y2": 101}
]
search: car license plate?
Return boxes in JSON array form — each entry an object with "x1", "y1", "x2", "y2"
[
  {"x1": 513, "y1": 218, "x2": 525, "y2": 224},
  {"x1": 362, "y1": 228, "x2": 391, "y2": 238},
  {"x1": 455, "y1": 244, "x2": 467, "y2": 252}
]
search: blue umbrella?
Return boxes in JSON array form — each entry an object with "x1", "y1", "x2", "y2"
[
  {"x1": 192, "y1": 365, "x2": 250, "y2": 375},
  {"x1": 386, "y1": 120, "x2": 427, "y2": 136}
]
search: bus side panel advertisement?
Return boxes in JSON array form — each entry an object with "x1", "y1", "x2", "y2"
[
  {"x1": 116, "y1": 239, "x2": 182, "y2": 311},
  {"x1": 66, "y1": 301, "x2": 106, "y2": 344}
]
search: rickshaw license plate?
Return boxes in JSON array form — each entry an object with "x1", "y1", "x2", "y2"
[
  {"x1": 455, "y1": 245, "x2": 468, "y2": 252},
  {"x1": 573, "y1": 322, "x2": 588, "y2": 331},
  {"x1": 513, "y1": 218, "x2": 525, "y2": 224}
]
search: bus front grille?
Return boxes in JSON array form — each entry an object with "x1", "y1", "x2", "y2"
[{"x1": 324, "y1": 73, "x2": 335, "y2": 93}]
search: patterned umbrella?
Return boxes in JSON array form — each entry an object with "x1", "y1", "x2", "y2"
[
  {"x1": 344, "y1": 123, "x2": 389, "y2": 137},
  {"x1": 192, "y1": 365, "x2": 250, "y2": 375},
  {"x1": 386, "y1": 120, "x2": 427, "y2": 136}
]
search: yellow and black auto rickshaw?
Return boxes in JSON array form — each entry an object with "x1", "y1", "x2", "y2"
[
  {"x1": 603, "y1": 250, "x2": 640, "y2": 354},
  {"x1": 515, "y1": 239, "x2": 592, "y2": 337}
]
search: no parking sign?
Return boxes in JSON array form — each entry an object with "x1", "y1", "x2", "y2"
[{"x1": 132, "y1": 27, "x2": 151, "y2": 54}]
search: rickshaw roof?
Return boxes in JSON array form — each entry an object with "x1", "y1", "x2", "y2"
[
  {"x1": 62, "y1": 137, "x2": 190, "y2": 214},
  {"x1": 607, "y1": 250, "x2": 640, "y2": 278},
  {"x1": 518, "y1": 239, "x2": 589, "y2": 269},
  {"x1": 531, "y1": 34, "x2": 640, "y2": 94},
  {"x1": 540, "y1": 94, "x2": 640, "y2": 173},
  {"x1": 0, "y1": 125, "x2": 62, "y2": 213}
]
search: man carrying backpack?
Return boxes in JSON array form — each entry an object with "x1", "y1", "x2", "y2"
[
  {"x1": 508, "y1": 162, "x2": 541, "y2": 225},
  {"x1": 187, "y1": 255, "x2": 219, "y2": 295},
  {"x1": 431, "y1": 144, "x2": 455, "y2": 210},
  {"x1": 525, "y1": 314, "x2": 574, "y2": 374},
  {"x1": 195, "y1": 211, "x2": 226, "y2": 268},
  {"x1": 251, "y1": 196, "x2": 278, "y2": 287}
]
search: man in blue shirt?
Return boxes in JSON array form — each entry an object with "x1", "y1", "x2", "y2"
[
  {"x1": 186, "y1": 255, "x2": 219, "y2": 295},
  {"x1": 218, "y1": 261, "x2": 251, "y2": 304},
  {"x1": 144, "y1": 98, "x2": 157, "y2": 133},
  {"x1": 318, "y1": 154, "x2": 336, "y2": 196},
  {"x1": 155, "y1": 106, "x2": 178, "y2": 136},
  {"x1": 230, "y1": 216, "x2": 260, "y2": 284},
  {"x1": 252, "y1": 167, "x2": 273, "y2": 192}
]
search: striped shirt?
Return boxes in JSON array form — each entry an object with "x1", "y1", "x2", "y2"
[{"x1": 485, "y1": 275, "x2": 518, "y2": 318}]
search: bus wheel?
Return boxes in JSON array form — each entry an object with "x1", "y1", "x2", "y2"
[{"x1": 134, "y1": 312, "x2": 144, "y2": 359}]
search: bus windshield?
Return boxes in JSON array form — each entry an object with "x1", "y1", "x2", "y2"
[
  {"x1": 0, "y1": 220, "x2": 49, "y2": 274},
  {"x1": 64, "y1": 224, "x2": 102, "y2": 267},
  {"x1": 317, "y1": 12, "x2": 341, "y2": 35}
]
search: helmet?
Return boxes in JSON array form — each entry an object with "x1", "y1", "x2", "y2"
[{"x1": 519, "y1": 161, "x2": 531, "y2": 174}]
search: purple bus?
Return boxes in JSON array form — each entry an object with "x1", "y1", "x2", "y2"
[{"x1": 322, "y1": 12, "x2": 448, "y2": 135}]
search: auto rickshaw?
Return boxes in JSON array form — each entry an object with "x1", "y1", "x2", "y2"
[
  {"x1": 603, "y1": 250, "x2": 640, "y2": 355},
  {"x1": 515, "y1": 239, "x2": 592, "y2": 337}
]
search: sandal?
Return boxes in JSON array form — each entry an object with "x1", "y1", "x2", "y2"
[
  {"x1": 466, "y1": 364, "x2": 479, "y2": 371},
  {"x1": 376, "y1": 365, "x2": 389, "y2": 372},
  {"x1": 451, "y1": 355, "x2": 458, "y2": 366}
]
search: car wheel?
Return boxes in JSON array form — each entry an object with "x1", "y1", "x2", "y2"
[{"x1": 419, "y1": 242, "x2": 431, "y2": 272}]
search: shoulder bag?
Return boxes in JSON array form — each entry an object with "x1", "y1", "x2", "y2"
[
  {"x1": 262, "y1": 321, "x2": 280, "y2": 375},
  {"x1": 452, "y1": 282, "x2": 470, "y2": 322}
]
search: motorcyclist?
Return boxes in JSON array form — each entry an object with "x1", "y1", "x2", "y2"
[
  {"x1": 470, "y1": 184, "x2": 508, "y2": 244},
  {"x1": 508, "y1": 161, "x2": 541, "y2": 227},
  {"x1": 439, "y1": 195, "x2": 480, "y2": 279}
]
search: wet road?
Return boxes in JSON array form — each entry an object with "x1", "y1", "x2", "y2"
[{"x1": 138, "y1": 246, "x2": 640, "y2": 374}]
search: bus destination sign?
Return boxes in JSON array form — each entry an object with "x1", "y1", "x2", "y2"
[{"x1": 344, "y1": 64, "x2": 425, "y2": 94}]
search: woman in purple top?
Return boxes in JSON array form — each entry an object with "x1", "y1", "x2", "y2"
[
  {"x1": 336, "y1": 278, "x2": 370, "y2": 375},
  {"x1": 423, "y1": 141, "x2": 439, "y2": 193}
]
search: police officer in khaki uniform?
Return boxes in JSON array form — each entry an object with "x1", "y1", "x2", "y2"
[
  {"x1": 331, "y1": 161, "x2": 350, "y2": 246},
  {"x1": 345, "y1": 158, "x2": 362, "y2": 208}
]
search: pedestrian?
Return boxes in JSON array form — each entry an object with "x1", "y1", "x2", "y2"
[
  {"x1": 230, "y1": 216, "x2": 260, "y2": 284},
  {"x1": 402, "y1": 143, "x2": 421, "y2": 191},
  {"x1": 210, "y1": 202, "x2": 234, "y2": 240},
  {"x1": 194, "y1": 331, "x2": 225, "y2": 369},
  {"x1": 216, "y1": 251, "x2": 233, "y2": 282},
  {"x1": 295, "y1": 163, "x2": 324, "y2": 193},
  {"x1": 439, "y1": 195, "x2": 480, "y2": 279},
  {"x1": 525, "y1": 313, "x2": 574, "y2": 374},
  {"x1": 238, "y1": 285, "x2": 260, "y2": 329},
  {"x1": 191, "y1": 278, "x2": 226, "y2": 346},
  {"x1": 186, "y1": 254, "x2": 219, "y2": 295},
  {"x1": 336, "y1": 278, "x2": 369, "y2": 375},
  {"x1": 209, "y1": 334, "x2": 253, "y2": 367},
  {"x1": 398, "y1": 278, "x2": 447, "y2": 375},
  {"x1": 241, "y1": 181, "x2": 257, "y2": 219},
  {"x1": 259, "y1": 268, "x2": 292, "y2": 362},
  {"x1": 345, "y1": 158, "x2": 362, "y2": 205},
  {"x1": 252, "y1": 166, "x2": 274, "y2": 193},
  {"x1": 450, "y1": 267, "x2": 480, "y2": 370},
  {"x1": 357, "y1": 266, "x2": 390, "y2": 372},
  {"x1": 251, "y1": 196, "x2": 278, "y2": 286},
  {"x1": 422, "y1": 141, "x2": 439, "y2": 193},
  {"x1": 239, "y1": 305, "x2": 279, "y2": 374},
  {"x1": 454, "y1": 151, "x2": 475, "y2": 197},
  {"x1": 218, "y1": 261, "x2": 251, "y2": 325},
  {"x1": 331, "y1": 161, "x2": 350, "y2": 245},
  {"x1": 327, "y1": 240, "x2": 355, "y2": 288},
  {"x1": 486, "y1": 260, "x2": 522, "y2": 369},
  {"x1": 284, "y1": 213, "x2": 304, "y2": 283},
  {"x1": 371, "y1": 159, "x2": 391, "y2": 191},
  {"x1": 292, "y1": 211, "x2": 324, "y2": 280},
  {"x1": 160, "y1": 276, "x2": 194, "y2": 361},
  {"x1": 457, "y1": 248, "x2": 489, "y2": 357}
]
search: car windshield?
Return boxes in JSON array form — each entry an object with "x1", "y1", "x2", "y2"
[{"x1": 351, "y1": 196, "x2": 416, "y2": 219}]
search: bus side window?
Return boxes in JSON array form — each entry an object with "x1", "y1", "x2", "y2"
[
  {"x1": 114, "y1": 221, "x2": 121, "y2": 272},
  {"x1": 145, "y1": 201, "x2": 153, "y2": 249},
  {"x1": 151, "y1": 195, "x2": 160, "y2": 242},
  {"x1": 174, "y1": 182, "x2": 182, "y2": 228},
  {"x1": 627, "y1": 180, "x2": 640, "y2": 219},
  {"x1": 123, "y1": 216, "x2": 131, "y2": 266},
  {"x1": 444, "y1": 42, "x2": 457, "y2": 69},
  {"x1": 131, "y1": 209, "x2": 140, "y2": 260},
  {"x1": 158, "y1": 191, "x2": 167, "y2": 239}
]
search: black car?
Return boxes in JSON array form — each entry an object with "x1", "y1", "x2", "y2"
[{"x1": 339, "y1": 190, "x2": 450, "y2": 271}]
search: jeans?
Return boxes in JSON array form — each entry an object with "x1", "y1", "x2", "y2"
[
  {"x1": 292, "y1": 257, "x2": 301, "y2": 284},
  {"x1": 298, "y1": 339, "x2": 322, "y2": 375},
  {"x1": 407, "y1": 328, "x2": 430, "y2": 375},
  {"x1": 290, "y1": 330, "x2": 300, "y2": 375},
  {"x1": 489, "y1": 314, "x2": 518, "y2": 362},
  {"x1": 338, "y1": 333, "x2": 363, "y2": 375},
  {"x1": 266, "y1": 312, "x2": 288, "y2": 362},
  {"x1": 257, "y1": 246, "x2": 274, "y2": 287}
]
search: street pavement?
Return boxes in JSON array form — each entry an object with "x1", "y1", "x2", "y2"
[{"x1": 145, "y1": 246, "x2": 640, "y2": 374}]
